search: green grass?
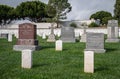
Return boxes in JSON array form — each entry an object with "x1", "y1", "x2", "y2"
[{"x1": 0, "y1": 36, "x2": 120, "y2": 79}]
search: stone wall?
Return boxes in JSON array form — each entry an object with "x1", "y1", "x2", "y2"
[{"x1": 0, "y1": 23, "x2": 120, "y2": 38}]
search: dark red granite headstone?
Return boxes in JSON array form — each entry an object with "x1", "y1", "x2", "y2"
[{"x1": 17, "y1": 23, "x2": 38, "y2": 45}]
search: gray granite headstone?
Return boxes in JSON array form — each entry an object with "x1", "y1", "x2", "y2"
[
  {"x1": 106, "y1": 20, "x2": 119, "y2": 42},
  {"x1": 0, "y1": 33, "x2": 8, "y2": 38},
  {"x1": 60, "y1": 27, "x2": 75, "y2": 42},
  {"x1": 85, "y1": 33, "x2": 106, "y2": 53}
]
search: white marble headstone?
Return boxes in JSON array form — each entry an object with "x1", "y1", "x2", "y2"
[
  {"x1": 22, "y1": 49, "x2": 32, "y2": 69},
  {"x1": 42, "y1": 33, "x2": 46, "y2": 39},
  {"x1": 84, "y1": 51, "x2": 94, "y2": 73},
  {"x1": 56, "y1": 40, "x2": 62, "y2": 51},
  {"x1": 8, "y1": 33, "x2": 12, "y2": 42}
]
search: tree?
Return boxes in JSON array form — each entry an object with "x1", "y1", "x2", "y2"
[
  {"x1": 45, "y1": 5, "x2": 56, "y2": 22},
  {"x1": 16, "y1": 1, "x2": 48, "y2": 22},
  {"x1": 0, "y1": 5, "x2": 14, "y2": 25},
  {"x1": 90, "y1": 11, "x2": 112, "y2": 24},
  {"x1": 47, "y1": 0, "x2": 72, "y2": 27},
  {"x1": 114, "y1": 0, "x2": 120, "y2": 20},
  {"x1": 102, "y1": 17, "x2": 113, "y2": 25}
]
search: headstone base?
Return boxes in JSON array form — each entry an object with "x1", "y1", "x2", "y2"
[
  {"x1": 13, "y1": 45, "x2": 40, "y2": 51},
  {"x1": 60, "y1": 38, "x2": 75, "y2": 43},
  {"x1": 105, "y1": 39, "x2": 119, "y2": 42},
  {"x1": 85, "y1": 49, "x2": 106, "y2": 53}
]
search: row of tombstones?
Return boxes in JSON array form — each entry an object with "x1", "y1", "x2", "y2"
[
  {"x1": 21, "y1": 41, "x2": 93, "y2": 73},
  {"x1": 42, "y1": 19, "x2": 120, "y2": 43},
  {"x1": 81, "y1": 20, "x2": 119, "y2": 43},
  {"x1": 1, "y1": 20, "x2": 119, "y2": 44},
  {"x1": 0, "y1": 20, "x2": 118, "y2": 53},
  {"x1": 16, "y1": 19, "x2": 119, "y2": 74}
]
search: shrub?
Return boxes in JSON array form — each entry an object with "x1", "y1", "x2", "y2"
[
  {"x1": 88, "y1": 22, "x2": 98, "y2": 27},
  {"x1": 70, "y1": 22, "x2": 77, "y2": 28}
]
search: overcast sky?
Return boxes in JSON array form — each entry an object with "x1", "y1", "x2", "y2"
[{"x1": 0, "y1": 0, "x2": 115, "y2": 21}]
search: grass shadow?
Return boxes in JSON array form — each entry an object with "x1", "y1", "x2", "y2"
[
  {"x1": 63, "y1": 48, "x2": 68, "y2": 51},
  {"x1": 105, "y1": 48, "x2": 117, "y2": 52},
  {"x1": 40, "y1": 46, "x2": 55, "y2": 50},
  {"x1": 33, "y1": 63, "x2": 50, "y2": 68},
  {"x1": 95, "y1": 67, "x2": 109, "y2": 72}
]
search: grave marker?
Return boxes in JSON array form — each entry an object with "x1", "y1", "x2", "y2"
[
  {"x1": 85, "y1": 33, "x2": 106, "y2": 53},
  {"x1": 8, "y1": 33, "x2": 12, "y2": 42},
  {"x1": 56, "y1": 40, "x2": 62, "y2": 51},
  {"x1": 106, "y1": 20, "x2": 119, "y2": 42},
  {"x1": 47, "y1": 23, "x2": 56, "y2": 42},
  {"x1": 84, "y1": 51, "x2": 94, "y2": 73},
  {"x1": 60, "y1": 27, "x2": 75, "y2": 42},
  {"x1": 22, "y1": 49, "x2": 32, "y2": 69},
  {"x1": 13, "y1": 23, "x2": 39, "y2": 51}
]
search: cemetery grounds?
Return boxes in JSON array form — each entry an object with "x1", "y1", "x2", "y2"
[{"x1": 0, "y1": 36, "x2": 120, "y2": 79}]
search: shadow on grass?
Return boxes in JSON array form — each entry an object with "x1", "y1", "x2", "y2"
[
  {"x1": 105, "y1": 48, "x2": 117, "y2": 53},
  {"x1": 95, "y1": 67, "x2": 109, "y2": 72},
  {"x1": 40, "y1": 46, "x2": 55, "y2": 50},
  {"x1": 63, "y1": 49, "x2": 68, "y2": 51},
  {"x1": 33, "y1": 63, "x2": 50, "y2": 68}
]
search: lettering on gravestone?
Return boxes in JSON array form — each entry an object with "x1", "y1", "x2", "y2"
[
  {"x1": 85, "y1": 33, "x2": 105, "y2": 53},
  {"x1": 13, "y1": 23, "x2": 39, "y2": 51}
]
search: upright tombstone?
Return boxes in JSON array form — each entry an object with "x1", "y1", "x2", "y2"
[
  {"x1": 13, "y1": 23, "x2": 39, "y2": 51},
  {"x1": 106, "y1": 20, "x2": 119, "y2": 42},
  {"x1": 47, "y1": 23, "x2": 56, "y2": 42},
  {"x1": 22, "y1": 49, "x2": 32, "y2": 69},
  {"x1": 42, "y1": 33, "x2": 46, "y2": 39},
  {"x1": 0, "y1": 33, "x2": 8, "y2": 38},
  {"x1": 56, "y1": 40, "x2": 62, "y2": 51},
  {"x1": 8, "y1": 33, "x2": 12, "y2": 42},
  {"x1": 85, "y1": 33, "x2": 106, "y2": 53},
  {"x1": 80, "y1": 26, "x2": 87, "y2": 42},
  {"x1": 60, "y1": 26, "x2": 75, "y2": 42},
  {"x1": 84, "y1": 51, "x2": 94, "y2": 73}
]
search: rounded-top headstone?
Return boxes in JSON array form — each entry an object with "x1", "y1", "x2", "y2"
[{"x1": 56, "y1": 40, "x2": 62, "y2": 51}]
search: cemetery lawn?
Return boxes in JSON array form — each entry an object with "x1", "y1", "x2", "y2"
[{"x1": 0, "y1": 37, "x2": 120, "y2": 79}]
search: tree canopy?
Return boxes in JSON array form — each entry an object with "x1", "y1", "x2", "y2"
[
  {"x1": 90, "y1": 11, "x2": 112, "y2": 24},
  {"x1": 0, "y1": 1, "x2": 52, "y2": 25},
  {"x1": 47, "y1": 0, "x2": 72, "y2": 27},
  {"x1": 114, "y1": 0, "x2": 120, "y2": 20},
  {"x1": 114, "y1": 0, "x2": 120, "y2": 25},
  {"x1": 0, "y1": 5, "x2": 14, "y2": 25},
  {"x1": 16, "y1": 1, "x2": 48, "y2": 22}
]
